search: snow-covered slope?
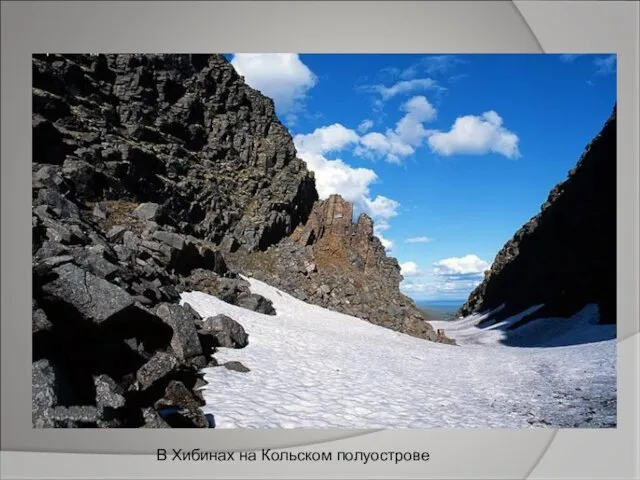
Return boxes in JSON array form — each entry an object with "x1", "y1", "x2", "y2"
[{"x1": 180, "y1": 276, "x2": 616, "y2": 429}]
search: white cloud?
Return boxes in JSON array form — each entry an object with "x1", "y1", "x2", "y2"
[
  {"x1": 400, "y1": 261, "x2": 421, "y2": 277},
  {"x1": 559, "y1": 54, "x2": 584, "y2": 63},
  {"x1": 373, "y1": 225, "x2": 394, "y2": 252},
  {"x1": 400, "y1": 272, "x2": 483, "y2": 299},
  {"x1": 357, "y1": 119, "x2": 374, "y2": 133},
  {"x1": 594, "y1": 54, "x2": 616, "y2": 75},
  {"x1": 293, "y1": 137, "x2": 401, "y2": 231},
  {"x1": 293, "y1": 124, "x2": 359, "y2": 155},
  {"x1": 378, "y1": 235, "x2": 394, "y2": 252},
  {"x1": 405, "y1": 236, "x2": 431, "y2": 244},
  {"x1": 433, "y1": 254, "x2": 490, "y2": 276},
  {"x1": 362, "y1": 78, "x2": 443, "y2": 101},
  {"x1": 394, "y1": 96, "x2": 437, "y2": 145},
  {"x1": 427, "y1": 111, "x2": 520, "y2": 159},
  {"x1": 230, "y1": 54, "x2": 317, "y2": 122},
  {"x1": 354, "y1": 95, "x2": 437, "y2": 164},
  {"x1": 296, "y1": 150, "x2": 377, "y2": 203},
  {"x1": 419, "y1": 55, "x2": 467, "y2": 76},
  {"x1": 362, "y1": 196, "x2": 400, "y2": 223}
]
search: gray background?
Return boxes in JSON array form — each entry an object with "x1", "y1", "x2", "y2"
[{"x1": 1, "y1": 1, "x2": 638, "y2": 478}]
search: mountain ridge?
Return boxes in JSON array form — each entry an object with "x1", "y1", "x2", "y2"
[
  {"x1": 31, "y1": 53, "x2": 448, "y2": 429},
  {"x1": 457, "y1": 104, "x2": 617, "y2": 329}
]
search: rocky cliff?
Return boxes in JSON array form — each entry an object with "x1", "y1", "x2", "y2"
[
  {"x1": 225, "y1": 195, "x2": 449, "y2": 342},
  {"x1": 32, "y1": 54, "x2": 447, "y2": 428},
  {"x1": 457, "y1": 105, "x2": 617, "y2": 327}
]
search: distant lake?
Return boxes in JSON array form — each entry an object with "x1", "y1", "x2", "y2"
[{"x1": 415, "y1": 300, "x2": 464, "y2": 320}]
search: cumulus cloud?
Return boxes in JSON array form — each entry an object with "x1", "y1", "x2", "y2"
[
  {"x1": 405, "y1": 236, "x2": 432, "y2": 244},
  {"x1": 427, "y1": 111, "x2": 520, "y2": 159},
  {"x1": 354, "y1": 95, "x2": 437, "y2": 164},
  {"x1": 400, "y1": 272, "x2": 483, "y2": 299},
  {"x1": 293, "y1": 132, "x2": 401, "y2": 232},
  {"x1": 433, "y1": 254, "x2": 490, "y2": 276},
  {"x1": 293, "y1": 124, "x2": 360, "y2": 155},
  {"x1": 296, "y1": 150, "x2": 377, "y2": 203},
  {"x1": 230, "y1": 53, "x2": 317, "y2": 124},
  {"x1": 394, "y1": 96, "x2": 437, "y2": 144},
  {"x1": 400, "y1": 261, "x2": 421, "y2": 277},
  {"x1": 358, "y1": 119, "x2": 374, "y2": 133},
  {"x1": 362, "y1": 196, "x2": 400, "y2": 223}
]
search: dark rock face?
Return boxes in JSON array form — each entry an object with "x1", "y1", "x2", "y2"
[
  {"x1": 31, "y1": 53, "x2": 307, "y2": 428},
  {"x1": 200, "y1": 314, "x2": 249, "y2": 349},
  {"x1": 226, "y1": 194, "x2": 452, "y2": 343},
  {"x1": 32, "y1": 54, "x2": 318, "y2": 252},
  {"x1": 457, "y1": 105, "x2": 617, "y2": 326}
]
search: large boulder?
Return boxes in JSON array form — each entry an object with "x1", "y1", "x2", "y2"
[{"x1": 200, "y1": 314, "x2": 249, "y2": 349}]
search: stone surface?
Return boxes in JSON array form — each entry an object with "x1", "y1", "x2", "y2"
[
  {"x1": 155, "y1": 303, "x2": 203, "y2": 361},
  {"x1": 200, "y1": 314, "x2": 249, "y2": 349},
  {"x1": 40, "y1": 263, "x2": 136, "y2": 326},
  {"x1": 223, "y1": 361, "x2": 251, "y2": 373},
  {"x1": 94, "y1": 374, "x2": 126, "y2": 409},
  {"x1": 32, "y1": 359, "x2": 59, "y2": 427},
  {"x1": 227, "y1": 194, "x2": 445, "y2": 342},
  {"x1": 136, "y1": 352, "x2": 179, "y2": 391}
]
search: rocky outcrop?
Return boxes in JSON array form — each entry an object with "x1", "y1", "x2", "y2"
[
  {"x1": 226, "y1": 195, "x2": 453, "y2": 343},
  {"x1": 32, "y1": 54, "x2": 454, "y2": 428},
  {"x1": 32, "y1": 53, "x2": 317, "y2": 252},
  {"x1": 31, "y1": 53, "x2": 318, "y2": 428},
  {"x1": 457, "y1": 105, "x2": 617, "y2": 326}
]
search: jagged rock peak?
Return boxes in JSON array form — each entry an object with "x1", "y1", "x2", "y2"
[
  {"x1": 457, "y1": 104, "x2": 617, "y2": 325},
  {"x1": 291, "y1": 194, "x2": 373, "y2": 245},
  {"x1": 226, "y1": 193, "x2": 453, "y2": 343}
]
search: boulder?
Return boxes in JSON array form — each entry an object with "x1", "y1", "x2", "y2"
[
  {"x1": 155, "y1": 303, "x2": 203, "y2": 361},
  {"x1": 200, "y1": 314, "x2": 249, "y2": 349}
]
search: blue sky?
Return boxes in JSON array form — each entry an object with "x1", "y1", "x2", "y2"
[{"x1": 226, "y1": 53, "x2": 617, "y2": 301}]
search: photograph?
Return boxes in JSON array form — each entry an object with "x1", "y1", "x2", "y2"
[{"x1": 32, "y1": 52, "x2": 617, "y2": 429}]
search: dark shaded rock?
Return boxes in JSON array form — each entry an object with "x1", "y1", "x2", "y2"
[
  {"x1": 33, "y1": 306, "x2": 53, "y2": 334},
  {"x1": 141, "y1": 407, "x2": 170, "y2": 428},
  {"x1": 193, "y1": 377, "x2": 208, "y2": 402},
  {"x1": 132, "y1": 202, "x2": 162, "y2": 222},
  {"x1": 457, "y1": 105, "x2": 617, "y2": 327},
  {"x1": 225, "y1": 194, "x2": 442, "y2": 342},
  {"x1": 157, "y1": 406, "x2": 209, "y2": 428},
  {"x1": 32, "y1": 359, "x2": 59, "y2": 427},
  {"x1": 223, "y1": 361, "x2": 251, "y2": 373},
  {"x1": 181, "y1": 302, "x2": 202, "y2": 321},
  {"x1": 40, "y1": 263, "x2": 136, "y2": 326},
  {"x1": 94, "y1": 374, "x2": 126, "y2": 409},
  {"x1": 155, "y1": 303, "x2": 203, "y2": 361},
  {"x1": 235, "y1": 293, "x2": 276, "y2": 315},
  {"x1": 200, "y1": 314, "x2": 249, "y2": 349},
  {"x1": 92, "y1": 203, "x2": 109, "y2": 219},
  {"x1": 50, "y1": 405, "x2": 100, "y2": 426},
  {"x1": 106, "y1": 225, "x2": 127, "y2": 242},
  {"x1": 71, "y1": 246, "x2": 120, "y2": 280},
  {"x1": 136, "y1": 352, "x2": 179, "y2": 391},
  {"x1": 188, "y1": 355, "x2": 208, "y2": 370},
  {"x1": 154, "y1": 380, "x2": 201, "y2": 410},
  {"x1": 33, "y1": 116, "x2": 68, "y2": 165}
]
